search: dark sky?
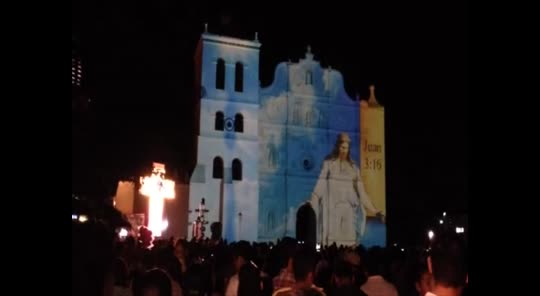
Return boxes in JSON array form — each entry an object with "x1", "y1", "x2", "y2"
[{"x1": 72, "y1": 1, "x2": 467, "y2": 245}]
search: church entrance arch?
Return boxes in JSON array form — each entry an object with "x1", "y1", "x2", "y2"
[{"x1": 296, "y1": 203, "x2": 316, "y2": 248}]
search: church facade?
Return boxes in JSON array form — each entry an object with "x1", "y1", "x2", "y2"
[{"x1": 188, "y1": 32, "x2": 385, "y2": 246}]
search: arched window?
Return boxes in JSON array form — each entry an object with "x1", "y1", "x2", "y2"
[
  {"x1": 235, "y1": 62, "x2": 244, "y2": 92},
  {"x1": 234, "y1": 113, "x2": 244, "y2": 133},
  {"x1": 212, "y1": 157, "x2": 223, "y2": 179},
  {"x1": 215, "y1": 111, "x2": 224, "y2": 131},
  {"x1": 232, "y1": 158, "x2": 242, "y2": 181},
  {"x1": 216, "y1": 59, "x2": 225, "y2": 90},
  {"x1": 305, "y1": 70, "x2": 313, "y2": 85}
]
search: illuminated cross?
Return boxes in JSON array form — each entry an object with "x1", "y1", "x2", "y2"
[{"x1": 140, "y1": 162, "x2": 175, "y2": 238}]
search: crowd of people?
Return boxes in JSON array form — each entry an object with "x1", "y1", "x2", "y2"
[{"x1": 72, "y1": 221, "x2": 468, "y2": 296}]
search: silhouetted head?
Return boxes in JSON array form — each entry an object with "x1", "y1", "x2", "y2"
[{"x1": 428, "y1": 232, "x2": 467, "y2": 289}]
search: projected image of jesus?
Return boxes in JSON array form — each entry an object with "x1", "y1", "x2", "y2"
[{"x1": 309, "y1": 132, "x2": 384, "y2": 245}]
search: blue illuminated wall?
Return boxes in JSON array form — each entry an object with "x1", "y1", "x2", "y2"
[
  {"x1": 258, "y1": 49, "x2": 362, "y2": 243},
  {"x1": 188, "y1": 33, "x2": 385, "y2": 247},
  {"x1": 188, "y1": 33, "x2": 260, "y2": 242}
]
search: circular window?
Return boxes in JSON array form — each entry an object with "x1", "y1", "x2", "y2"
[
  {"x1": 302, "y1": 154, "x2": 314, "y2": 171},
  {"x1": 225, "y1": 118, "x2": 234, "y2": 131}
]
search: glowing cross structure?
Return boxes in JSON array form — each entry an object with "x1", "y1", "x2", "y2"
[{"x1": 140, "y1": 162, "x2": 175, "y2": 238}]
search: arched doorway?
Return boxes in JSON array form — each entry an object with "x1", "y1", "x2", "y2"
[{"x1": 296, "y1": 203, "x2": 316, "y2": 248}]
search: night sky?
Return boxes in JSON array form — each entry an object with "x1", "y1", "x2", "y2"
[{"x1": 72, "y1": 1, "x2": 467, "y2": 245}]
